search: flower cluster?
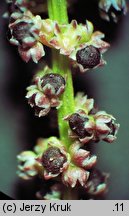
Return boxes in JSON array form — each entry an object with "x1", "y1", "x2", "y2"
[
  {"x1": 26, "y1": 67, "x2": 66, "y2": 117},
  {"x1": 99, "y1": 0, "x2": 127, "y2": 22},
  {"x1": 36, "y1": 168, "x2": 108, "y2": 199},
  {"x1": 17, "y1": 137, "x2": 97, "y2": 188},
  {"x1": 8, "y1": 10, "x2": 45, "y2": 62},
  {"x1": 11, "y1": 0, "x2": 121, "y2": 200},
  {"x1": 7, "y1": 1, "x2": 109, "y2": 71},
  {"x1": 65, "y1": 93, "x2": 120, "y2": 144},
  {"x1": 39, "y1": 19, "x2": 109, "y2": 72},
  {"x1": 21, "y1": 91, "x2": 119, "y2": 192}
]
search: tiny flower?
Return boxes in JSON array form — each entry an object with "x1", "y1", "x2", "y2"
[
  {"x1": 62, "y1": 141, "x2": 97, "y2": 188},
  {"x1": 26, "y1": 87, "x2": 51, "y2": 117},
  {"x1": 39, "y1": 73, "x2": 66, "y2": 97},
  {"x1": 85, "y1": 168, "x2": 109, "y2": 196},
  {"x1": 41, "y1": 147, "x2": 67, "y2": 178},
  {"x1": 69, "y1": 141, "x2": 97, "y2": 169},
  {"x1": 71, "y1": 31, "x2": 110, "y2": 72},
  {"x1": 36, "y1": 137, "x2": 70, "y2": 180},
  {"x1": 17, "y1": 151, "x2": 38, "y2": 180},
  {"x1": 10, "y1": 20, "x2": 36, "y2": 46},
  {"x1": 62, "y1": 165, "x2": 90, "y2": 188},
  {"x1": 94, "y1": 111, "x2": 120, "y2": 143},
  {"x1": 65, "y1": 94, "x2": 119, "y2": 144},
  {"x1": 99, "y1": 0, "x2": 127, "y2": 22},
  {"x1": 8, "y1": 10, "x2": 45, "y2": 62},
  {"x1": 26, "y1": 67, "x2": 66, "y2": 117},
  {"x1": 9, "y1": 12, "x2": 39, "y2": 47},
  {"x1": 75, "y1": 92, "x2": 94, "y2": 114},
  {"x1": 18, "y1": 41, "x2": 45, "y2": 63},
  {"x1": 65, "y1": 110, "x2": 95, "y2": 144}
]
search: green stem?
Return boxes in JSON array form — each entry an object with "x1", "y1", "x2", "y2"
[{"x1": 48, "y1": 0, "x2": 75, "y2": 149}]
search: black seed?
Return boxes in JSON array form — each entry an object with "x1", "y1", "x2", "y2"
[
  {"x1": 76, "y1": 45, "x2": 101, "y2": 69},
  {"x1": 41, "y1": 74, "x2": 65, "y2": 94},
  {"x1": 41, "y1": 147, "x2": 67, "y2": 174},
  {"x1": 12, "y1": 21, "x2": 33, "y2": 42},
  {"x1": 69, "y1": 113, "x2": 90, "y2": 138}
]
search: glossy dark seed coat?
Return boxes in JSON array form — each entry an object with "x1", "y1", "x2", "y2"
[
  {"x1": 42, "y1": 147, "x2": 67, "y2": 174},
  {"x1": 41, "y1": 73, "x2": 65, "y2": 94},
  {"x1": 69, "y1": 113, "x2": 90, "y2": 138},
  {"x1": 76, "y1": 45, "x2": 100, "y2": 69}
]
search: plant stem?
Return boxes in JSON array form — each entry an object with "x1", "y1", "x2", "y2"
[{"x1": 47, "y1": 0, "x2": 75, "y2": 149}]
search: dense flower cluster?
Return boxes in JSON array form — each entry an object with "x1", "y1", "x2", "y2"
[
  {"x1": 65, "y1": 93, "x2": 120, "y2": 144},
  {"x1": 17, "y1": 137, "x2": 97, "y2": 188},
  {"x1": 7, "y1": 0, "x2": 109, "y2": 71},
  {"x1": 26, "y1": 66, "x2": 66, "y2": 117},
  {"x1": 18, "y1": 89, "x2": 119, "y2": 196},
  {"x1": 18, "y1": 93, "x2": 119, "y2": 191}
]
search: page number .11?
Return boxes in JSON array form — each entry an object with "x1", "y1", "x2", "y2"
[{"x1": 113, "y1": 203, "x2": 124, "y2": 212}]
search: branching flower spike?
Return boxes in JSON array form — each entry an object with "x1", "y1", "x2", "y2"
[{"x1": 5, "y1": 0, "x2": 122, "y2": 199}]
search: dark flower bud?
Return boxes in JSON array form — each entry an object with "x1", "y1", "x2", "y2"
[
  {"x1": 41, "y1": 147, "x2": 67, "y2": 174},
  {"x1": 69, "y1": 113, "x2": 91, "y2": 138},
  {"x1": 12, "y1": 21, "x2": 33, "y2": 43},
  {"x1": 85, "y1": 168, "x2": 108, "y2": 196},
  {"x1": 76, "y1": 45, "x2": 101, "y2": 69},
  {"x1": 41, "y1": 73, "x2": 65, "y2": 96}
]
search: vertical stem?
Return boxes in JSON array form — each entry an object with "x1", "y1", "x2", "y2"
[
  {"x1": 48, "y1": 0, "x2": 68, "y2": 23},
  {"x1": 48, "y1": 0, "x2": 75, "y2": 148},
  {"x1": 47, "y1": 0, "x2": 77, "y2": 200}
]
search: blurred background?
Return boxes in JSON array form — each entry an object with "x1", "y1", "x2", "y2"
[{"x1": 0, "y1": 0, "x2": 129, "y2": 199}]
